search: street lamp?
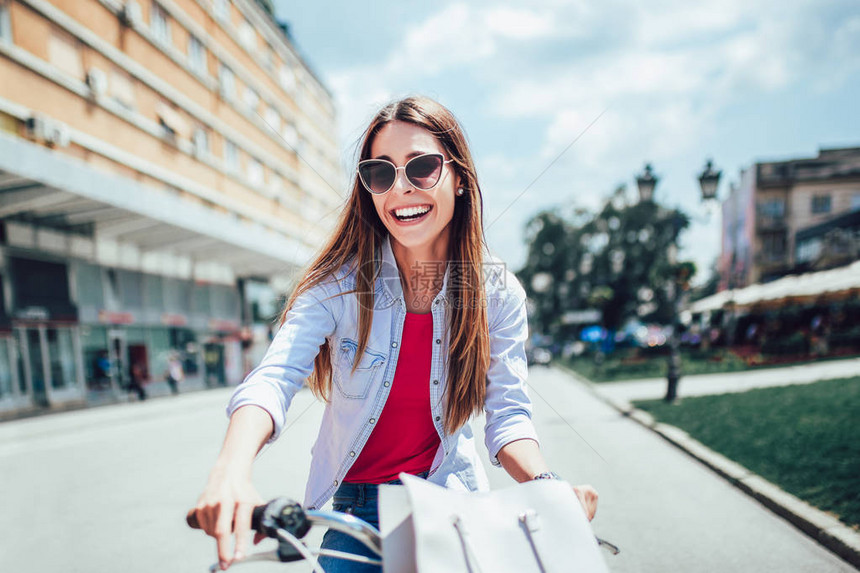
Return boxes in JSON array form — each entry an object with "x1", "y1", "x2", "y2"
[
  {"x1": 698, "y1": 159, "x2": 722, "y2": 202},
  {"x1": 635, "y1": 159, "x2": 722, "y2": 403},
  {"x1": 636, "y1": 163, "x2": 658, "y2": 202}
]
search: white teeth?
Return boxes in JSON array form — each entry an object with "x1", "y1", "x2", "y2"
[{"x1": 394, "y1": 205, "x2": 431, "y2": 218}]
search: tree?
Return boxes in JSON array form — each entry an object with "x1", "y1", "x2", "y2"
[{"x1": 518, "y1": 188, "x2": 692, "y2": 339}]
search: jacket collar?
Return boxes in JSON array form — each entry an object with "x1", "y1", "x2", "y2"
[{"x1": 378, "y1": 233, "x2": 451, "y2": 307}]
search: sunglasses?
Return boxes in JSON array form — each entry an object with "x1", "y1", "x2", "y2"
[{"x1": 357, "y1": 153, "x2": 454, "y2": 195}]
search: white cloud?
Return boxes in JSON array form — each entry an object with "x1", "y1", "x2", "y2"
[{"x1": 484, "y1": 7, "x2": 556, "y2": 39}]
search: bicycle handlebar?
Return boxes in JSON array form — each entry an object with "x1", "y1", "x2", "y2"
[{"x1": 187, "y1": 498, "x2": 383, "y2": 560}]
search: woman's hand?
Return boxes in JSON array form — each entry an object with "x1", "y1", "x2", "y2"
[
  {"x1": 193, "y1": 464, "x2": 264, "y2": 570},
  {"x1": 573, "y1": 484, "x2": 598, "y2": 521}
]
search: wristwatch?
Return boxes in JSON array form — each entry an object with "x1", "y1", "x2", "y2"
[{"x1": 531, "y1": 471, "x2": 561, "y2": 481}]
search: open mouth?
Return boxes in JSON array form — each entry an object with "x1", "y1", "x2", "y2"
[{"x1": 391, "y1": 204, "x2": 433, "y2": 224}]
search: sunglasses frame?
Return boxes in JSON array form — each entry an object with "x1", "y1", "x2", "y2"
[{"x1": 357, "y1": 152, "x2": 455, "y2": 195}]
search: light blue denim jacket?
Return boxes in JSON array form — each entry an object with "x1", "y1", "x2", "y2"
[{"x1": 226, "y1": 233, "x2": 539, "y2": 509}]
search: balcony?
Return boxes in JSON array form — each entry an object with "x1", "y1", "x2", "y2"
[{"x1": 756, "y1": 215, "x2": 787, "y2": 231}]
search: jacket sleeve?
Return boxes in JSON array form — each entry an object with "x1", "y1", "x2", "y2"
[
  {"x1": 226, "y1": 279, "x2": 341, "y2": 444},
  {"x1": 483, "y1": 273, "x2": 540, "y2": 467}
]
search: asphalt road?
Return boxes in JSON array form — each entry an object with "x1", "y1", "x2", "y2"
[{"x1": 0, "y1": 366, "x2": 853, "y2": 572}]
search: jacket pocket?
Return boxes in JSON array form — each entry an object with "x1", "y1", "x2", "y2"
[{"x1": 333, "y1": 337, "x2": 386, "y2": 399}]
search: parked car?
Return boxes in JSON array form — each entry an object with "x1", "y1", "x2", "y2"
[{"x1": 527, "y1": 347, "x2": 553, "y2": 367}]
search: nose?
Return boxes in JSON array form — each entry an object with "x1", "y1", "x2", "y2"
[{"x1": 390, "y1": 166, "x2": 413, "y2": 194}]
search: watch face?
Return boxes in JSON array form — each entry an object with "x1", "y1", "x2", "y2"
[{"x1": 532, "y1": 472, "x2": 560, "y2": 481}]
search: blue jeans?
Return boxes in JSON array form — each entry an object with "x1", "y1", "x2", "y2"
[{"x1": 317, "y1": 472, "x2": 429, "y2": 573}]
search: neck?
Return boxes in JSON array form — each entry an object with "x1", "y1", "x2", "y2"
[{"x1": 390, "y1": 230, "x2": 451, "y2": 298}]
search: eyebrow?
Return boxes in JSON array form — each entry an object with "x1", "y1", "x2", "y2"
[{"x1": 374, "y1": 151, "x2": 436, "y2": 161}]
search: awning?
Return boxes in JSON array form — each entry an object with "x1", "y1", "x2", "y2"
[{"x1": 689, "y1": 260, "x2": 860, "y2": 313}]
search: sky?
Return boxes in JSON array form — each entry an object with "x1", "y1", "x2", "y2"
[{"x1": 273, "y1": 0, "x2": 860, "y2": 284}]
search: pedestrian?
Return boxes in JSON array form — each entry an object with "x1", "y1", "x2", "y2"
[
  {"x1": 190, "y1": 96, "x2": 599, "y2": 571},
  {"x1": 128, "y1": 361, "x2": 147, "y2": 401},
  {"x1": 166, "y1": 351, "x2": 184, "y2": 395}
]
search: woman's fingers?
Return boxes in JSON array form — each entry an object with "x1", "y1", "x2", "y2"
[
  {"x1": 573, "y1": 484, "x2": 599, "y2": 521},
  {"x1": 232, "y1": 502, "x2": 255, "y2": 563},
  {"x1": 214, "y1": 501, "x2": 236, "y2": 570}
]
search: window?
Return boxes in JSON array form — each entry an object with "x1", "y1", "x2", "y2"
[
  {"x1": 762, "y1": 233, "x2": 786, "y2": 261},
  {"x1": 281, "y1": 123, "x2": 298, "y2": 149},
  {"x1": 213, "y1": 0, "x2": 229, "y2": 21},
  {"x1": 192, "y1": 127, "x2": 209, "y2": 157},
  {"x1": 188, "y1": 35, "x2": 207, "y2": 75},
  {"x1": 263, "y1": 45, "x2": 274, "y2": 70},
  {"x1": 150, "y1": 3, "x2": 171, "y2": 45},
  {"x1": 263, "y1": 106, "x2": 280, "y2": 131},
  {"x1": 278, "y1": 64, "x2": 295, "y2": 92},
  {"x1": 243, "y1": 86, "x2": 259, "y2": 112},
  {"x1": 247, "y1": 157, "x2": 264, "y2": 187},
  {"x1": 156, "y1": 101, "x2": 188, "y2": 142},
  {"x1": 0, "y1": 0, "x2": 11, "y2": 44},
  {"x1": 224, "y1": 139, "x2": 239, "y2": 172},
  {"x1": 811, "y1": 195, "x2": 831, "y2": 214},
  {"x1": 49, "y1": 30, "x2": 84, "y2": 80},
  {"x1": 110, "y1": 69, "x2": 136, "y2": 110},
  {"x1": 758, "y1": 199, "x2": 785, "y2": 218},
  {"x1": 218, "y1": 63, "x2": 235, "y2": 100},
  {"x1": 238, "y1": 19, "x2": 255, "y2": 49}
]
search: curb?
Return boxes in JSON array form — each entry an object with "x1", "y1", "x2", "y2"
[{"x1": 553, "y1": 362, "x2": 860, "y2": 570}]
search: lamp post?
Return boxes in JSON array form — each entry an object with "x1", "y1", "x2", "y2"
[
  {"x1": 636, "y1": 163, "x2": 658, "y2": 203},
  {"x1": 635, "y1": 160, "x2": 722, "y2": 403}
]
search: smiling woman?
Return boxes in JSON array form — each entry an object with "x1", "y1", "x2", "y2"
[{"x1": 190, "y1": 96, "x2": 598, "y2": 572}]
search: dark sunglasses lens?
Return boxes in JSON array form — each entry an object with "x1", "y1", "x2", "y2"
[
  {"x1": 359, "y1": 162, "x2": 395, "y2": 194},
  {"x1": 406, "y1": 155, "x2": 443, "y2": 189}
]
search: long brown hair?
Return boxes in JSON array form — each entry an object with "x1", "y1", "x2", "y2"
[{"x1": 277, "y1": 96, "x2": 491, "y2": 434}]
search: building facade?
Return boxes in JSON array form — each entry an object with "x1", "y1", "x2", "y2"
[
  {"x1": 0, "y1": 0, "x2": 342, "y2": 415},
  {"x1": 719, "y1": 147, "x2": 860, "y2": 290}
]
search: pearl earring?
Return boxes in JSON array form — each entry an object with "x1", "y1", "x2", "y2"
[{"x1": 456, "y1": 188, "x2": 465, "y2": 196}]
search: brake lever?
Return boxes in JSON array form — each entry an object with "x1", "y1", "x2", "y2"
[{"x1": 596, "y1": 536, "x2": 620, "y2": 555}]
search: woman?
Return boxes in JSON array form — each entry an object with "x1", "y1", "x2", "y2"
[{"x1": 191, "y1": 96, "x2": 598, "y2": 571}]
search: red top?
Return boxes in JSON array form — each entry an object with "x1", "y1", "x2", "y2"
[{"x1": 344, "y1": 311, "x2": 440, "y2": 484}]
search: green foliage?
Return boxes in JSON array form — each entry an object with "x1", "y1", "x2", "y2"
[
  {"x1": 518, "y1": 191, "x2": 692, "y2": 334},
  {"x1": 563, "y1": 348, "x2": 750, "y2": 382},
  {"x1": 635, "y1": 378, "x2": 860, "y2": 529}
]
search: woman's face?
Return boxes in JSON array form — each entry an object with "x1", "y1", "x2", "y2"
[{"x1": 367, "y1": 120, "x2": 460, "y2": 252}]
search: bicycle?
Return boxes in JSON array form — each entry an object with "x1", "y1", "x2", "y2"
[{"x1": 187, "y1": 494, "x2": 620, "y2": 572}]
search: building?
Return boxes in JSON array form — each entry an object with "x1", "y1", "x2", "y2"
[
  {"x1": 719, "y1": 147, "x2": 860, "y2": 290},
  {"x1": 0, "y1": 0, "x2": 342, "y2": 415}
]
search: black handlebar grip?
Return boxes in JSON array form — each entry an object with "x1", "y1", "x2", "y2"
[
  {"x1": 185, "y1": 504, "x2": 269, "y2": 532},
  {"x1": 186, "y1": 508, "x2": 201, "y2": 529}
]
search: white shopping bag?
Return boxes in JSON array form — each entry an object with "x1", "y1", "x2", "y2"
[{"x1": 379, "y1": 473, "x2": 609, "y2": 573}]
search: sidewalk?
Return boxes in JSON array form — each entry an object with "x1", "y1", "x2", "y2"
[{"x1": 593, "y1": 356, "x2": 860, "y2": 403}]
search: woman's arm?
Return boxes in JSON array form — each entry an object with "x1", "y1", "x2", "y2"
[
  {"x1": 497, "y1": 437, "x2": 599, "y2": 521},
  {"x1": 194, "y1": 405, "x2": 273, "y2": 570},
  {"x1": 194, "y1": 280, "x2": 341, "y2": 570},
  {"x1": 496, "y1": 437, "x2": 549, "y2": 482},
  {"x1": 486, "y1": 273, "x2": 598, "y2": 521}
]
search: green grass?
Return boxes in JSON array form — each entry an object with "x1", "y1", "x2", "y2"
[{"x1": 634, "y1": 377, "x2": 860, "y2": 529}]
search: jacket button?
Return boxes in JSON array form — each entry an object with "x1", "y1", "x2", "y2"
[
  {"x1": 435, "y1": 339, "x2": 441, "y2": 344},
  {"x1": 433, "y1": 379, "x2": 439, "y2": 385},
  {"x1": 369, "y1": 418, "x2": 376, "y2": 424},
  {"x1": 334, "y1": 480, "x2": 338, "y2": 486},
  {"x1": 435, "y1": 416, "x2": 441, "y2": 421},
  {"x1": 391, "y1": 342, "x2": 397, "y2": 348},
  {"x1": 349, "y1": 451, "x2": 355, "y2": 457},
  {"x1": 384, "y1": 381, "x2": 390, "y2": 387}
]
